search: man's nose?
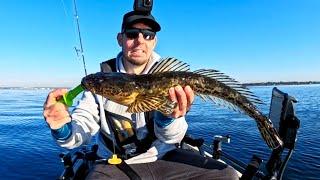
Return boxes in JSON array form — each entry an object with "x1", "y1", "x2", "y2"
[{"x1": 136, "y1": 33, "x2": 145, "y2": 43}]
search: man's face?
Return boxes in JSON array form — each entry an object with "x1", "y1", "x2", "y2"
[{"x1": 118, "y1": 23, "x2": 157, "y2": 66}]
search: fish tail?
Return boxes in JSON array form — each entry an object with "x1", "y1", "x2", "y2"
[
  {"x1": 257, "y1": 120, "x2": 283, "y2": 149},
  {"x1": 191, "y1": 69, "x2": 283, "y2": 149}
]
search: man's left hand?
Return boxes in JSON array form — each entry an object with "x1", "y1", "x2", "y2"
[{"x1": 169, "y1": 85, "x2": 195, "y2": 118}]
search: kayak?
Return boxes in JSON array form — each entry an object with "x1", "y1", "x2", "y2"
[{"x1": 59, "y1": 87, "x2": 300, "y2": 180}]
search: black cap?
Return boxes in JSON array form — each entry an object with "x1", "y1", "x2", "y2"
[{"x1": 121, "y1": 11, "x2": 161, "y2": 32}]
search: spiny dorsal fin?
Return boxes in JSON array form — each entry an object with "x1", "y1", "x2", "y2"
[
  {"x1": 194, "y1": 69, "x2": 264, "y2": 106},
  {"x1": 148, "y1": 57, "x2": 190, "y2": 74}
]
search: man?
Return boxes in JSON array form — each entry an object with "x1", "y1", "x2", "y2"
[{"x1": 44, "y1": 10, "x2": 238, "y2": 179}]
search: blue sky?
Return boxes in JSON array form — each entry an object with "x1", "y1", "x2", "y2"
[{"x1": 0, "y1": 0, "x2": 319, "y2": 87}]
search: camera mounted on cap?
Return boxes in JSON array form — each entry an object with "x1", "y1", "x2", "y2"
[{"x1": 134, "y1": 0, "x2": 153, "y2": 14}]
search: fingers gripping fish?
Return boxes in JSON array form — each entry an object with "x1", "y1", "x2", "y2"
[{"x1": 81, "y1": 57, "x2": 283, "y2": 149}]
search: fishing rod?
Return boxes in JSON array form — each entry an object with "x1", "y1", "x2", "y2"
[
  {"x1": 59, "y1": 0, "x2": 87, "y2": 106},
  {"x1": 73, "y1": 0, "x2": 87, "y2": 76}
]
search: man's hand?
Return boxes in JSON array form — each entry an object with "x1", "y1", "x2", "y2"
[
  {"x1": 43, "y1": 89, "x2": 71, "y2": 130},
  {"x1": 169, "y1": 85, "x2": 195, "y2": 118}
]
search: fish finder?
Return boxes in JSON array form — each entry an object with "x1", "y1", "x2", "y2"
[
  {"x1": 269, "y1": 87, "x2": 300, "y2": 149},
  {"x1": 266, "y1": 87, "x2": 300, "y2": 179},
  {"x1": 134, "y1": 0, "x2": 153, "y2": 13}
]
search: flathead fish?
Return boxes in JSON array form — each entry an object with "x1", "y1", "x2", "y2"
[{"x1": 81, "y1": 57, "x2": 283, "y2": 149}]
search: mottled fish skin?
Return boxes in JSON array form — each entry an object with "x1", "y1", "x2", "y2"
[{"x1": 81, "y1": 70, "x2": 283, "y2": 149}]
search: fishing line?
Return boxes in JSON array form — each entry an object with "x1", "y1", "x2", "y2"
[{"x1": 60, "y1": 0, "x2": 69, "y2": 18}]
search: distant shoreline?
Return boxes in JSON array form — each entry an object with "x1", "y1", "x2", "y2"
[
  {"x1": 1, "y1": 81, "x2": 320, "y2": 89},
  {"x1": 242, "y1": 81, "x2": 320, "y2": 86}
]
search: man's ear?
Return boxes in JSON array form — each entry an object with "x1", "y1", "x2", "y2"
[{"x1": 117, "y1": 33, "x2": 123, "y2": 47}]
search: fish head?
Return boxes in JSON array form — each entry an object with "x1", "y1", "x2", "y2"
[{"x1": 81, "y1": 72, "x2": 138, "y2": 101}]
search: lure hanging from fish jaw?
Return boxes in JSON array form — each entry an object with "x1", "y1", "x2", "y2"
[{"x1": 81, "y1": 57, "x2": 283, "y2": 149}]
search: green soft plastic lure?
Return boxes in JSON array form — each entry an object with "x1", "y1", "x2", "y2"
[{"x1": 59, "y1": 84, "x2": 84, "y2": 107}]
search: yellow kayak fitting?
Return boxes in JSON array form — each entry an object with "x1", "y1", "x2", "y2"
[{"x1": 108, "y1": 154, "x2": 122, "y2": 165}]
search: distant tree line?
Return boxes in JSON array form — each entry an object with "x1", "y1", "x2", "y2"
[{"x1": 243, "y1": 81, "x2": 320, "y2": 86}]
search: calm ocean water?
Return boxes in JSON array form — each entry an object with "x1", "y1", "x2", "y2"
[{"x1": 0, "y1": 85, "x2": 319, "y2": 179}]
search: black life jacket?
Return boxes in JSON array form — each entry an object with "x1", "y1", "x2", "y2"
[{"x1": 99, "y1": 58, "x2": 157, "y2": 159}]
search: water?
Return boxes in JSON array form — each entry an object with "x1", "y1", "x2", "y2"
[{"x1": 0, "y1": 85, "x2": 319, "y2": 179}]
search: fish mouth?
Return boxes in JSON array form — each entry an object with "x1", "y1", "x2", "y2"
[{"x1": 81, "y1": 76, "x2": 90, "y2": 91}]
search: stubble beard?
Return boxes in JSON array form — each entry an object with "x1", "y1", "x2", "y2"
[{"x1": 125, "y1": 55, "x2": 149, "y2": 66}]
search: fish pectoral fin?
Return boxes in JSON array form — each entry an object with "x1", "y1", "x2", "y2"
[{"x1": 126, "y1": 94, "x2": 170, "y2": 113}]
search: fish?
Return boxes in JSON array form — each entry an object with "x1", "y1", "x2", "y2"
[{"x1": 81, "y1": 57, "x2": 283, "y2": 149}]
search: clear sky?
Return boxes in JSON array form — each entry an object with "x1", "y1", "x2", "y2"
[{"x1": 0, "y1": 0, "x2": 319, "y2": 87}]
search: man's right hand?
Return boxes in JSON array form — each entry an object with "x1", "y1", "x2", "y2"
[{"x1": 43, "y1": 89, "x2": 71, "y2": 130}]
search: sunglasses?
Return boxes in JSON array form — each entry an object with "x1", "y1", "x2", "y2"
[{"x1": 123, "y1": 28, "x2": 156, "y2": 40}]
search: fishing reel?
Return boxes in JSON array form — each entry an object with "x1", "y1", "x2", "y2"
[{"x1": 134, "y1": 0, "x2": 153, "y2": 13}]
